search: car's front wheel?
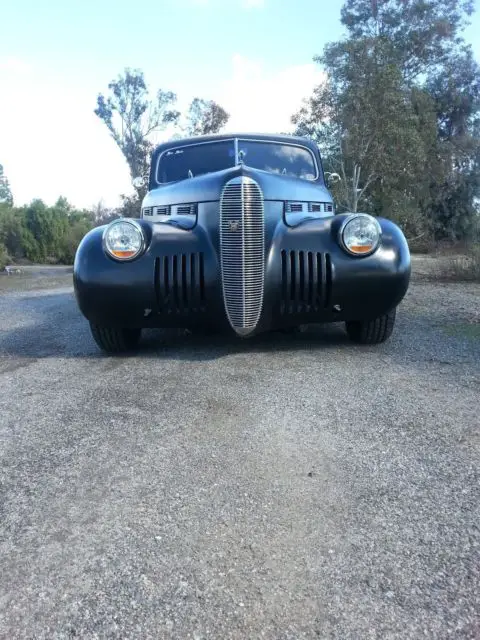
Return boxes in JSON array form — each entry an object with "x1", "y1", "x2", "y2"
[
  {"x1": 89, "y1": 324, "x2": 142, "y2": 354},
  {"x1": 345, "y1": 308, "x2": 396, "y2": 345}
]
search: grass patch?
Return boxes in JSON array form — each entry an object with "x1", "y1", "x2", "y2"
[{"x1": 431, "y1": 245, "x2": 480, "y2": 282}]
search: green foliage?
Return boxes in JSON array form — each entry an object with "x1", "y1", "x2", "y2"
[
  {"x1": 340, "y1": 0, "x2": 474, "y2": 80},
  {"x1": 185, "y1": 98, "x2": 230, "y2": 136},
  {"x1": 117, "y1": 193, "x2": 142, "y2": 219},
  {"x1": 94, "y1": 68, "x2": 230, "y2": 212},
  {"x1": 95, "y1": 68, "x2": 180, "y2": 192},
  {"x1": 424, "y1": 47, "x2": 480, "y2": 238},
  {"x1": 294, "y1": 38, "x2": 435, "y2": 233},
  {"x1": 0, "y1": 164, "x2": 13, "y2": 206},
  {"x1": 293, "y1": 0, "x2": 480, "y2": 240},
  {"x1": 0, "y1": 203, "x2": 25, "y2": 259},
  {"x1": 0, "y1": 198, "x2": 97, "y2": 266},
  {"x1": 0, "y1": 243, "x2": 9, "y2": 271}
]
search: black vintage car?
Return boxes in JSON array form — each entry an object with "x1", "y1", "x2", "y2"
[{"x1": 73, "y1": 133, "x2": 411, "y2": 353}]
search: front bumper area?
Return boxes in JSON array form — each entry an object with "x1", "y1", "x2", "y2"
[{"x1": 73, "y1": 212, "x2": 411, "y2": 335}]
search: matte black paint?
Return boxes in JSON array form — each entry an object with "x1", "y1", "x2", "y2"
[{"x1": 73, "y1": 135, "x2": 411, "y2": 336}]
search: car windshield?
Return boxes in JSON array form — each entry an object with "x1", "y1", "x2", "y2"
[
  {"x1": 237, "y1": 141, "x2": 317, "y2": 180},
  {"x1": 157, "y1": 140, "x2": 235, "y2": 183},
  {"x1": 156, "y1": 139, "x2": 317, "y2": 182}
]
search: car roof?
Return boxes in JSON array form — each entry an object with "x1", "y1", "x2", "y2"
[{"x1": 153, "y1": 132, "x2": 319, "y2": 154}]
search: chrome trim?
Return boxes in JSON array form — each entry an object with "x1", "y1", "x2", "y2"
[
  {"x1": 220, "y1": 176, "x2": 265, "y2": 336},
  {"x1": 102, "y1": 218, "x2": 146, "y2": 262},
  {"x1": 338, "y1": 213, "x2": 382, "y2": 257},
  {"x1": 155, "y1": 138, "x2": 319, "y2": 185}
]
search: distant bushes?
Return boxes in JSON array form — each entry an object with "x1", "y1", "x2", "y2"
[
  {"x1": 0, "y1": 243, "x2": 8, "y2": 271},
  {"x1": 0, "y1": 197, "x2": 119, "y2": 268}
]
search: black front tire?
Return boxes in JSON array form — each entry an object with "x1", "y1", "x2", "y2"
[
  {"x1": 90, "y1": 324, "x2": 142, "y2": 353},
  {"x1": 345, "y1": 308, "x2": 396, "y2": 345}
]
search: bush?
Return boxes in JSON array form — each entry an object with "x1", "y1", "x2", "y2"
[
  {"x1": 0, "y1": 243, "x2": 9, "y2": 271},
  {"x1": 440, "y1": 245, "x2": 480, "y2": 282},
  {"x1": 0, "y1": 198, "x2": 96, "y2": 266}
]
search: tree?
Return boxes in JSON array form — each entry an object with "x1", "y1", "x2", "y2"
[
  {"x1": 0, "y1": 198, "x2": 97, "y2": 266},
  {"x1": 0, "y1": 204, "x2": 26, "y2": 259},
  {"x1": 0, "y1": 164, "x2": 13, "y2": 206},
  {"x1": 91, "y1": 199, "x2": 119, "y2": 226},
  {"x1": 185, "y1": 98, "x2": 230, "y2": 136},
  {"x1": 0, "y1": 242, "x2": 8, "y2": 270},
  {"x1": 341, "y1": 0, "x2": 474, "y2": 81},
  {"x1": 293, "y1": 38, "x2": 435, "y2": 233},
  {"x1": 95, "y1": 69, "x2": 230, "y2": 216},
  {"x1": 293, "y1": 0, "x2": 480, "y2": 239},
  {"x1": 95, "y1": 68, "x2": 181, "y2": 202},
  {"x1": 424, "y1": 47, "x2": 480, "y2": 238}
]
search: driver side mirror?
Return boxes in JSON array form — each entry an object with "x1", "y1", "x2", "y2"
[
  {"x1": 325, "y1": 172, "x2": 341, "y2": 186},
  {"x1": 132, "y1": 176, "x2": 146, "y2": 189}
]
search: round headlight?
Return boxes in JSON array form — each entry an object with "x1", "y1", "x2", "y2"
[
  {"x1": 340, "y1": 214, "x2": 381, "y2": 256},
  {"x1": 103, "y1": 219, "x2": 145, "y2": 260}
]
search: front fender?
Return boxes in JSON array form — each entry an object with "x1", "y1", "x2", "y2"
[
  {"x1": 73, "y1": 220, "x2": 223, "y2": 328},
  {"x1": 259, "y1": 214, "x2": 411, "y2": 328}
]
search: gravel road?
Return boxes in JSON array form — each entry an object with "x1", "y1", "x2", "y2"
[{"x1": 0, "y1": 269, "x2": 479, "y2": 639}]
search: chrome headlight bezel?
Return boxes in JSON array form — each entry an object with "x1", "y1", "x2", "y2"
[
  {"x1": 338, "y1": 213, "x2": 382, "y2": 257},
  {"x1": 102, "y1": 218, "x2": 146, "y2": 262}
]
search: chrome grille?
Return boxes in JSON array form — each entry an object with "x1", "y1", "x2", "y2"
[
  {"x1": 175, "y1": 204, "x2": 197, "y2": 216},
  {"x1": 287, "y1": 202, "x2": 304, "y2": 212},
  {"x1": 155, "y1": 205, "x2": 170, "y2": 216},
  {"x1": 220, "y1": 176, "x2": 265, "y2": 335}
]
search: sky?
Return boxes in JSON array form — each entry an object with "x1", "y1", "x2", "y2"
[{"x1": 1, "y1": 0, "x2": 480, "y2": 209}]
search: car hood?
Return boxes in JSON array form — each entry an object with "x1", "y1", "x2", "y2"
[{"x1": 142, "y1": 165, "x2": 333, "y2": 207}]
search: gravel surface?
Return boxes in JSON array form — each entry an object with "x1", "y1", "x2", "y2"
[{"x1": 0, "y1": 271, "x2": 479, "y2": 639}]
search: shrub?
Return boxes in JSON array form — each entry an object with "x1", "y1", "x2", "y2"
[
  {"x1": 0, "y1": 243, "x2": 9, "y2": 271},
  {"x1": 441, "y1": 245, "x2": 480, "y2": 282}
]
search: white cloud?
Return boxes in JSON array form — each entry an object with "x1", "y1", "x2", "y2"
[
  {"x1": 215, "y1": 55, "x2": 325, "y2": 134},
  {"x1": 0, "y1": 65, "x2": 131, "y2": 209},
  {"x1": 0, "y1": 56, "x2": 32, "y2": 73},
  {"x1": 0, "y1": 55, "x2": 323, "y2": 209}
]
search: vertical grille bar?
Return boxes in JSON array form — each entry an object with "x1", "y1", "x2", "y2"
[
  {"x1": 290, "y1": 250, "x2": 296, "y2": 312},
  {"x1": 154, "y1": 257, "x2": 162, "y2": 313},
  {"x1": 307, "y1": 251, "x2": 314, "y2": 309},
  {"x1": 316, "y1": 253, "x2": 322, "y2": 309},
  {"x1": 325, "y1": 253, "x2": 332, "y2": 308},
  {"x1": 281, "y1": 250, "x2": 288, "y2": 315},
  {"x1": 154, "y1": 252, "x2": 205, "y2": 315},
  {"x1": 199, "y1": 253, "x2": 205, "y2": 306},
  {"x1": 220, "y1": 176, "x2": 265, "y2": 335},
  {"x1": 293, "y1": 250, "x2": 301, "y2": 312},
  {"x1": 280, "y1": 250, "x2": 332, "y2": 315}
]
